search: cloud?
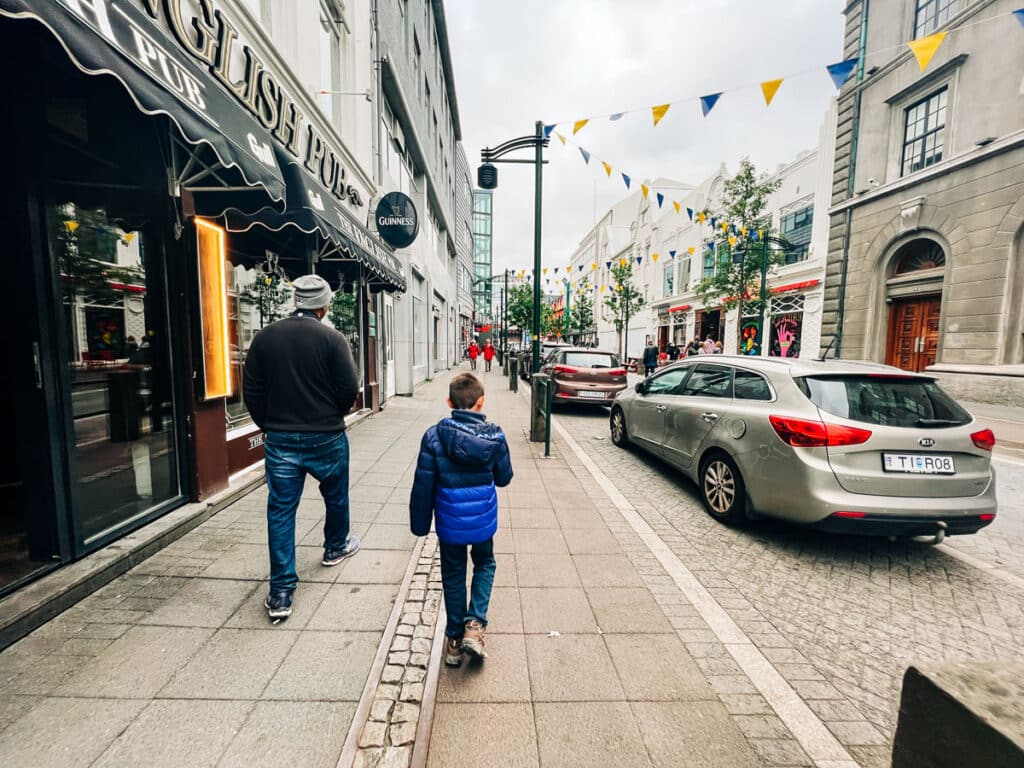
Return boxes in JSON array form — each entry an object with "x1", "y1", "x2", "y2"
[{"x1": 447, "y1": 0, "x2": 846, "y2": 272}]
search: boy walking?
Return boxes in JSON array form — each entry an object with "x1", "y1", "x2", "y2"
[{"x1": 409, "y1": 373, "x2": 513, "y2": 665}]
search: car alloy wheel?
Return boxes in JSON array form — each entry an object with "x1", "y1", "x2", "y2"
[
  {"x1": 699, "y1": 454, "x2": 746, "y2": 525},
  {"x1": 610, "y1": 408, "x2": 629, "y2": 447}
]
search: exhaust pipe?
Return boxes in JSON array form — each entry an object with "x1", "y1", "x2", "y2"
[{"x1": 911, "y1": 521, "x2": 947, "y2": 546}]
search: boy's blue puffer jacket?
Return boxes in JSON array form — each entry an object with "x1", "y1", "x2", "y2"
[{"x1": 409, "y1": 410, "x2": 514, "y2": 545}]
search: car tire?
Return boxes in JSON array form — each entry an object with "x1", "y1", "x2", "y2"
[
  {"x1": 698, "y1": 453, "x2": 747, "y2": 526},
  {"x1": 610, "y1": 407, "x2": 630, "y2": 447}
]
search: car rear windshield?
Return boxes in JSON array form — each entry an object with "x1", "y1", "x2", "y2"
[
  {"x1": 564, "y1": 352, "x2": 620, "y2": 368},
  {"x1": 796, "y1": 375, "x2": 971, "y2": 428}
]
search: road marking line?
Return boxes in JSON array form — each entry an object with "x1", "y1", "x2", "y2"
[{"x1": 553, "y1": 419, "x2": 858, "y2": 768}]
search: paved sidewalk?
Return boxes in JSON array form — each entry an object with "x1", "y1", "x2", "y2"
[
  {"x1": 0, "y1": 394, "x2": 435, "y2": 767},
  {"x1": 424, "y1": 368, "x2": 766, "y2": 768}
]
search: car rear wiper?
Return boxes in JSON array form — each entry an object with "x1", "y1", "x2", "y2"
[{"x1": 915, "y1": 418, "x2": 966, "y2": 427}]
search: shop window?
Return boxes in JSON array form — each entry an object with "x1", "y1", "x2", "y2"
[
  {"x1": 902, "y1": 88, "x2": 947, "y2": 177},
  {"x1": 328, "y1": 276, "x2": 363, "y2": 387},
  {"x1": 50, "y1": 203, "x2": 180, "y2": 542},
  {"x1": 225, "y1": 258, "x2": 294, "y2": 426},
  {"x1": 769, "y1": 294, "x2": 806, "y2": 358}
]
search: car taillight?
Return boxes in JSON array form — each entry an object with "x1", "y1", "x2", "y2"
[
  {"x1": 608, "y1": 368, "x2": 626, "y2": 376},
  {"x1": 971, "y1": 429, "x2": 996, "y2": 451},
  {"x1": 552, "y1": 365, "x2": 578, "y2": 375},
  {"x1": 769, "y1": 415, "x2": 872, "y2": 447},
  {"x1": 979, "y1": 513, "x2": 995, "y2": 522},
  {"x1": 832, "y1": 510, "x2": 865, "y2": 519}
]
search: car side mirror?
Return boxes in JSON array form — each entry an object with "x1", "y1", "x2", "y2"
[{"x1": 635, "y1": 381, "x2": 647, "y2": 395}]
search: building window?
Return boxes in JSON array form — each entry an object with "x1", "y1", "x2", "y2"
[
  {"x1": 780, "y1": 206, "x2": 813, "y2": 263},
  {"x1": 914, "y1": 0, "x2": 959, "y2": 38},
  {"x1": 902, "y1": 87, "x2": 947, "y2": 176},
  {"x1": 318, "y1": 2, "x2": 342, "y2": 127},
  {"x1": 892, "y1": 239, "x2": 946, "y2": 275},
  {"x1": 663, "y1": 264, "x2": 674, "y2": 297},
  {"x1": 702, "y1": 249, "x2": 715, "y2": 280}
]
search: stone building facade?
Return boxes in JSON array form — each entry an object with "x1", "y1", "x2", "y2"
[{"x1": 822, "y1": 0, "x2": 1024, "y2": 405}]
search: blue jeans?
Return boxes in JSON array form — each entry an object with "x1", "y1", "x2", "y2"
[
  {"x1": 439, "y1": 538, "x2": 496, "y2": 639},
  {"x1": 264, "y1": 430, "x2": 350, "y2": 593}
]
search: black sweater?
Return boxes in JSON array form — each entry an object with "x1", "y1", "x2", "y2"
[{"x1": 243, "y1": 311, "x2": 360, "y2": 433}]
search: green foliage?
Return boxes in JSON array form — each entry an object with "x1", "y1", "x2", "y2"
[
  {"x1": 506, "y1": 283, "x2": 535, "y2": 331},
  {"x1": 694, "y1": 159, "x2": 784, "y2": 313},
  {"x1": 52, "y1": 206, "x2": 145, "y2": 306},
  {"x1": 602, "y1": 261, "x2": 645, "y2": 331},
  {"x1": 329, "y1": 289, "x2": 361, "y2": 361},
  {"x1": 568, "y1": 291, "x2": 595, "y2": 337},
  {"x1": 239, "y1": 274, "x2": 291, "y2": 326}
]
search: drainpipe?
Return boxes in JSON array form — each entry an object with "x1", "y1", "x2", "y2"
[{"x1": 835, "y1": 0, "x2": 869, "y2": 358}]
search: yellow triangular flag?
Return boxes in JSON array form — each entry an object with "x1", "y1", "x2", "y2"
[
  {"x1": 602, "y1": 161, "x2": 613, "y2": 177},
  {"x1": 641, "y1": 184, "x2": 649, "y2": 199},
  {"x1": 728, "y1": 236, "x2": 737, "y2": 247},
  {"x1": 122, "y1": 232, "x2": 136, "y2": 244},
  {"x1": 600, "y1": 285, "x2": 606, "y2": 294},
  {"x1": 64, "y1": 220, "x2": 80, "y2": 233},
  {"x1": 760, "y1": 78, "x2": 784, "y2": 106},
  {"x1": 556, "y1": 132, "x2": 567, "y2": 145},
  {"x1": 543, "y1": 268, "x2": 548, "y2": 275},
  {"x1": 591, "y1": 263, "x2": 598, "y2": 271},
  {"x1": 673, "y1": 201, "x2": 681, "y2": 214},
  {"x1": 573, "y1": 119, "x2": 589, "y2": 135},
  {"x1": 908, "y1": 32, "x2": 946, "y2": 72},
  {"x1": 687, "y1": 247, "x2": 695, "y2": 255},
  {"x1": 652, "y1": 103, "x2": 671, "y2": 126},
  {"x1": 721, "y1": 221, "x2": 729, "y2": 232},
  {"x1": 740, "y1": 225, "x2": 748, "y2": 236},
  {"x1": 697, "y1": 212, "x2": 706, "y2": 223},
  {"x1": 652, "y1": 253, "x2": 659, "y2": 262},
  {"x1": 619, "y1": 258, "x2": 627, "y2": 267}
]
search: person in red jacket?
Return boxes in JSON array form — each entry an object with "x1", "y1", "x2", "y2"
[
  {"x1": 483, "y1": 340, "x2": 496, "y2": 372},
  {"x1": 467, "y1": 340, "x2": 480, "y2": 370}
]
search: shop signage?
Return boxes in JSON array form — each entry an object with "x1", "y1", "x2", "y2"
[
  {"x1": 374, "y1": 192, "x2": 419, "y2": 249},
  {"x1": 57, "y1": 0, "x2": 365, "y2": 209}
]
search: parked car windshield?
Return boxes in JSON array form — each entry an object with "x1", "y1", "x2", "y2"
[
  {"x1": 797, "y1": 375, "x2": 971, "y2": 428},
  {"x1": 564, "y1": 352, "x2": 620, "y2": 368}
]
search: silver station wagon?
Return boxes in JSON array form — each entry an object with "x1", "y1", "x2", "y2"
[{"x1": 609, "y1": 357, "x2": 998, "y2": 541}]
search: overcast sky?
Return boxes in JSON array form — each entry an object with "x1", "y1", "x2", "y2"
[{"x1": 445, "y1": 0, "x2": 846, "y2": 274}]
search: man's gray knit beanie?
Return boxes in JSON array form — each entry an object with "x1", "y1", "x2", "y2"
[{"x1": 293, "y1": 274, "x2": 333, "y2": 310}]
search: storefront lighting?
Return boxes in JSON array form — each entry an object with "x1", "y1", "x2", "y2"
[{"x1": 195, "y1": 218, "x2": 232, "y2": 400}]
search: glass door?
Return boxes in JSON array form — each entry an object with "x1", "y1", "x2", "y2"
[{"x1": 48, "y1": 202, "x2": 183, "y2": 548}]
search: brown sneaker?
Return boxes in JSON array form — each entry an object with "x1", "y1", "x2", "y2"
[
  {"x1": 461, "y1": 620, "x2": 487, "y2": 659},
  {"x1": 444, "y1": 637, "x2": 463, "y2": 667}
]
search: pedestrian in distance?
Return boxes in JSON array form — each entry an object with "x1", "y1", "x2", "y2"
[
  {"x1": 467, "y1": 339, "x2": 480, "y2": 370},
  {"x1": 686, "y1": 338, "x2": 702, "y2": 357},
  {"x1": 667, "y1": 341, "x2": 680, "y2": 361},
  {"x1": 483, "y1": 340, "x2": 496, "y2": 372},
  {"x1": 702, "y1": 335, "x2": 716, "y2": 355},
  {"x1": 243, "y1": 275, "x2": 361, "y2": 621},
  {"x1": 409, "y1": 373, "x2": 514, "y2": 666},
  {"x1": 642, "y1": 338, "x2": 660, "y2": 377},
  {"x1": 713, "y1": 341, "x2": 724, "y2": 354}
]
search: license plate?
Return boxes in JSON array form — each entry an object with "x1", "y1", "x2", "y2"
[
  {"x1": 577, "y1": 390, "x2": 607, "y2": 399},
  {"x1": 882, "y1": 453, "x2": 956, "y2": 474}
]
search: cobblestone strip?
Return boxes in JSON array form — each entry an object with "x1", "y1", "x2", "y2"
[{"x1": 351, "y1": 535, "x2": 443, "y2": 768}]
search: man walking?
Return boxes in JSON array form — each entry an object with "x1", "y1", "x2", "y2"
[
  {"x1": 642, "y1": 337, "x2": 660, "y2": 377},
  {"x1": 244, "y1": 275, "x2": 361, "y2": 621}
]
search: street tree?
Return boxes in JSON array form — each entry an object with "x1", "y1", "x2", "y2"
[
  {"x1": 568, "y1": 290, "x2": 594, "y2": 343},
  {"x1": 506, "y1": 283, "x2": 534, "y2": 336},
  {"x1": 603, "y1": 260, "x2": 645, "y2": 360},
  {"x1": 694, "y1": 159, "x2": 783, "y2": 354}
]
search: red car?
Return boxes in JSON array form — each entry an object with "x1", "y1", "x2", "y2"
[{"x1": 541, "y1": 349, "x2": 628, "y2": 406}]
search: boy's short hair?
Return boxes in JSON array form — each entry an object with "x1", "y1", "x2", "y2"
[{"x1": 449, "y1": 373, "x2": 484, "y2": 409}]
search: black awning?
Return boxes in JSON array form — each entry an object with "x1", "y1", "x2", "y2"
[
  {"x1": 1, "y1": 0, "x2": 286, "y2": 203},
  {"x1": 225, "y1": 148, "x2": 406, "y2": 293}
]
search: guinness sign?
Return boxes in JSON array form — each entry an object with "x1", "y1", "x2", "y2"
[{"x1": 375, "y1": 192, "x2": 419, "y2": 249}]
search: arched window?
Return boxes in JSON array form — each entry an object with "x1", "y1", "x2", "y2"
[{"x1": 892, "y1": 239, "x2": 946, "y2": 275}]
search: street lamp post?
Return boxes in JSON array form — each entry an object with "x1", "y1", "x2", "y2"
[{"x1": 503, "y1": 269, "x2": 510, "y2": 372}]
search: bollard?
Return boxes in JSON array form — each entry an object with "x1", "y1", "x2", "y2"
[
  {"x1": 544, "y1": 377, "x2": 553, "y2": 457},
  {"x1": 530, "y1": 373, "x2": 550, "y2": 443}
]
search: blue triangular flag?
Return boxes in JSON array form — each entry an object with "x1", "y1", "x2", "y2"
[
  {"x1": 622, "y1": 173, "x2": 631, "y2": 189},
  {"x1": 700, "y1": 93, "x2": 722, "y2": 117},
  {"x1": 609, "y1": 113, "x2": 625, "y2": 121},
  {"x1": 554, "y1": 267, "x2": 560, "y2": 274},
  {"x1": 543, "y1": 124, "x2": 555, "y2": 139},
  {"x1": 708, "y1": 241, "x2": 715, "y2": 251},
  {"x1": 636, "y1": 256, "x2": 643, "y2": 266},
  {"x1": 1014, "y1": 8, "x2": 1024, "y2": 26},
  {"x1": 606, "y1": 260, "x2": 612, "y2": 269},
  {"x1": 711, "y1": 217, "x2": 718, "y2": 229},
  {"x1": 686, "y1": 208, "x2": 694, "y2": 221},
  {"x1": 656, "y1": 193, "x2": 665, "y2": 208},
  {"x1": 826, "y1": 58, "x2": 858, "y2": 90},
  {"x1": 579, "y1": 147, "x2": 591, "y2": 164},
  {"x1": 752, "y1": 230, "x2": 761, "y2": 241},
  {"x1": 669, "y1": 250, "x2": 676, "y2": 259},
  {"x1": 578, "y1": 265, "x2": 584, "y2": 272}
]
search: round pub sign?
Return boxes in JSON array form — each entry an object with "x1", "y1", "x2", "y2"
[{"x1": 375, "y1": 192, "x2": 419, "y2": 249}]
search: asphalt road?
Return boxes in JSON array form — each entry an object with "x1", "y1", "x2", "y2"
[{"x1": 552, "y1": 401, "x2": 1024, "y2": 768}]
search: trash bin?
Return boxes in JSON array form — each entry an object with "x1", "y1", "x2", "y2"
[{"x1": 108, "y1": 369, "x2": 142, "y2": 443}]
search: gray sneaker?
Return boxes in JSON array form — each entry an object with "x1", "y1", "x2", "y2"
[
  {"x1": 322, "y1": 535, "x2": 361, "y2": 566},
  {"x1": 461, "y1": 620, "x2": 487, "y2": 659}
]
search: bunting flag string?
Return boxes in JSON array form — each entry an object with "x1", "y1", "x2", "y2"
[{"x1": 541, "y1": 8, "x2": 1019, "y2": 135}]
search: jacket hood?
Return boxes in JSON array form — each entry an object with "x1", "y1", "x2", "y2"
[{"x1": 436, "y1": 412, "x2": 505, "y2": 467}]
